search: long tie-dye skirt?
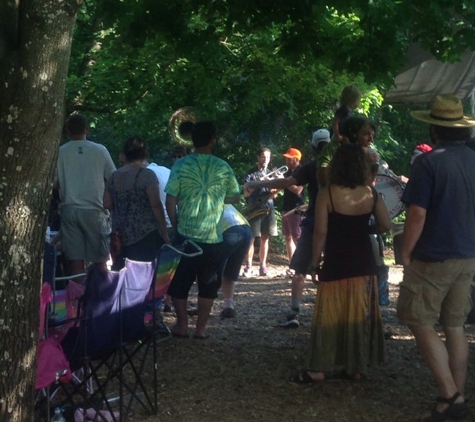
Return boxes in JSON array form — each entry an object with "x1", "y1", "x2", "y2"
[{"x1": 306, "y1": 275, "x2": 385, "y2": 375}]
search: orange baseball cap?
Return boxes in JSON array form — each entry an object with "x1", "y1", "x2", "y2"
[{"x1": 282, "y1": 148, "x2": 302, "y2": 160}]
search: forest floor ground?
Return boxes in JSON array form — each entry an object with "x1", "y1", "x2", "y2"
[
  {"x1": 133, "y1": 252, "x2": 475, "y2": 422},
  {"x1": 43, "y1": 252, "x2": 475, "y2": 422}
]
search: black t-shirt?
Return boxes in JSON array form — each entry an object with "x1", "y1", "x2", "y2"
[
  {"x1": 282, "y1": 166, "x2": 305, "y2": 212},
  {"x1": 291, "y1": 160, "x2": 318, "y2": 216}
]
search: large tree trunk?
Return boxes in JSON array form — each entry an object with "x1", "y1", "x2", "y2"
[{"x1": 0, "y1": 1, "x2": 81, "y2": 420}]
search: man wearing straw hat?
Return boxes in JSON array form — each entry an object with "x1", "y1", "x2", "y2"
[{"x1": 397, "y1": 94, "x2": 475, "y2": 422}]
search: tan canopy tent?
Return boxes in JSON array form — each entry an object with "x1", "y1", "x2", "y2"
[{"x1": 385, "y1": 44, "x2": 475, "y2": 113}]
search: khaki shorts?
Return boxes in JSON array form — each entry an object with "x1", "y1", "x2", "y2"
[
  {"x1": 397, "y1": 258, "x2": 475, "y2": 327},
  {"x1": 248, "y1": 207, "x2": 278, "y2": 237},
  {"x1": 60, "y1": 207, "x2": 111, "y2": 263}
]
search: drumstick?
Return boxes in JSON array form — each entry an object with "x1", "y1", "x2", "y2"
[{"x1": 283, "y1": 204, "x2": 308, "y2": 218}]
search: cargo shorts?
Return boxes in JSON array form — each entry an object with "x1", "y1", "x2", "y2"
[{"x1": 397, "y1": 258, "x2": 475, "y2": 327}]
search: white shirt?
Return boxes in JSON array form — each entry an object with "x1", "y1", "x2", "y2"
[{"x1": 147, "y1": 163, "x2": 172, "y2": 228}]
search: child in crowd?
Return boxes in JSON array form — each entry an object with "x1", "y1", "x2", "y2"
[{"x1": 331, "y1": 85, "x2": 361, "y2": 142}]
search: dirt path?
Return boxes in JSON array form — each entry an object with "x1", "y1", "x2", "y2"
[{"x1": 139, "y1": 260, "x2": 475, "y2": 422}]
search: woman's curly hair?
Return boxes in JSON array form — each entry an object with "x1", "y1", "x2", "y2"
[{"x1": 328, "y1": 144, "x2": 371, "y2": 188}]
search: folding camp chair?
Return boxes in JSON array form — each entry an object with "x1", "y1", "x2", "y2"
[
  {"x1": 110, "y1": 241, "x2": 202, "y2": 420},
  {"x1": 39, "y1": 241, "x2": 202, "y2": 422},
  {"x1": 114, "y1": 241, "x2": 203, "y2": 420},
  {"x1": 36, "y1": 242, "x2": 87, "y2": 422}
]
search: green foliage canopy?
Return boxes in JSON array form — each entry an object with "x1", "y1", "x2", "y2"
[{"x1": 66, "y1": 0, "x2": 475, "y2": 175}]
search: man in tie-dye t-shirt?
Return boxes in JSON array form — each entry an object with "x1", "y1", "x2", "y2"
[{"x1": 165, "y1": 121, "x2": 240, "y2": 339}]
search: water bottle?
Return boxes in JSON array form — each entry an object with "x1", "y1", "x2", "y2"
[{"x1": 51, "y1": 407, "x2": 66, "y2": 422}]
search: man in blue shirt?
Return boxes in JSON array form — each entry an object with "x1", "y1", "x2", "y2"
[{"x1": 397, "y1": 94, "x2": 475, "y2": 421}]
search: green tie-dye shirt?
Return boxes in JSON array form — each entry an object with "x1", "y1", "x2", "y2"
[{"x1": 165, "y1": 153, "x2": 240, "y2": 243}]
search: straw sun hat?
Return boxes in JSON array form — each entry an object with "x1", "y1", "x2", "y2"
[{"x1": 410, "y1": 94, "x2": 475, "y2": 127}]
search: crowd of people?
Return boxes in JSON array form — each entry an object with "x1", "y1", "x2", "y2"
[{"x1": 50, "y1": 90, "x2": 475, "y2": 422}]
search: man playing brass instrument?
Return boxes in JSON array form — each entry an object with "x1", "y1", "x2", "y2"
[
  {"x1": 245, "y1": 130, "x2": 330, "y2": 328},
  {"x1": 242, "y1": 147, "x2": 279, "y2": 277}
]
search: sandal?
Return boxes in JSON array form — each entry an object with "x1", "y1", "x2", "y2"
[
  {"x1": 325, "y1": 370, "x2": 364, "y2": 381},
  {"x1": 290, "y1": 371, "x2": 323, "y2": 384},
  {"x1": 423, "y1": 392, "x2": 467, "y2": 422}
]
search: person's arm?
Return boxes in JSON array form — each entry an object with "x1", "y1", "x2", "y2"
[
  {"x1": 286, "y1": 184, "x2": 304, "y2": 195},
  {"x1": 166, "y1": 194, "x2": 178, "y2": 233},
  {"x1": 245, "y1": 175, "x2": 296, "y2": 191},
  {"x1": 316, "y1": 166, "x2": 328, "y2": 187},
  {"x1": 373, "y1": 195, "x2": 391, "y2": 233},
  {"x1": 103, "y1": 149, "x2": 117, "y2": 181},
  {"x1": 147, "y1": 183, "x2": 170, "y2": 244},
  {"x1": 103, "y1": 190, "x2": 114, "y2": 210},
  {"x1": 332, "y1": 116, "x2": 343, "y2": 142},
  {"x1": 401, "y1": 204, "x2": 426, "y2": 266},
  {"x1": 311, "y1": 188, "x2": 329, "y2": 283},
  {"x1": 317, "y1": 142, "x2": 340, "y2": 187}
]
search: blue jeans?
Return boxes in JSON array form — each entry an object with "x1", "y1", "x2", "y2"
[{"x1": 221, "y1": 225, "x2": 253, "y2": 280}]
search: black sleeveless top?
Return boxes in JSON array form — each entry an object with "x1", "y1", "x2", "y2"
[{"x1": 318, "y1": 187, "x2": 377, "y2": 282}]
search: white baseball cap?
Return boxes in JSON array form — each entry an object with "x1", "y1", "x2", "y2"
[{"x1": 311, "y1": 129, "x2": 331, "y2": 148}]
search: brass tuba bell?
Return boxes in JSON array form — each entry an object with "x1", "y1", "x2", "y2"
[{"x1": 168, "y1": 107, "x2": 199, "y2": 148}]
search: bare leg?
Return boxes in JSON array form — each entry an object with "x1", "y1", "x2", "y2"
[
  {"x1": 291, "y1": 273, "x2": 305, "y2": 302},
  {"x1": 195, "y1": 297, "x2": 214, "y2": 338},
  {"x1": 164, "y1": 294, "x2": 172, "y2": 308},
  {"x1": 284, "y1": 235, "x2": 294, "y2": 263},
  {"x1": 445, "y1": 326, "x2": 469, "y2": 395},
  {"x1": 171, "y1": 297, "x2": 189, "y2": 336},
  {"x1": 245, "y1": 237, "x2": 255, "y2": 269},
  {"x1": 260, "y1": 235, "x2": 269, "y2": 267},
  {"x1": 291, "y1": 235, "x2": 299, "y2": 258},
  {"x1": 221, "y1": 276, "x2": 234, "y2": 303},
  {"x1": 68, "y1": 259, "x2": 86, "y2": 276},
  {"x1": 408, "y1": 324, "x2": 466, "y2": 412}
]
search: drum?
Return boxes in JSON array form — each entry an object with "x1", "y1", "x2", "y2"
[{"x1": 374, "y1": 172, "x2": 405, "y2": 219}]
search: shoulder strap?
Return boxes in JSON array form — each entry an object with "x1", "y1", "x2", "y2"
[
  {"x1": 328, "y1": 186, "x2": 335, "y2": 212},
  {"x1": 125, "y1": 167, "x2": 144, "y2": 218},
  {"x1": 131, "y1": 167, "x2": 144, "y2": 192}
]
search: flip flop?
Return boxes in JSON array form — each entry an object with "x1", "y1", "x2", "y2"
[{"x1": 290, "y1": 371, "x2": 322, "y2": 384}]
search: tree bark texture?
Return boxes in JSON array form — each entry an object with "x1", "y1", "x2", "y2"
[{"x1": 0, "y1": 1, "x2": 81, "y2": 420}]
